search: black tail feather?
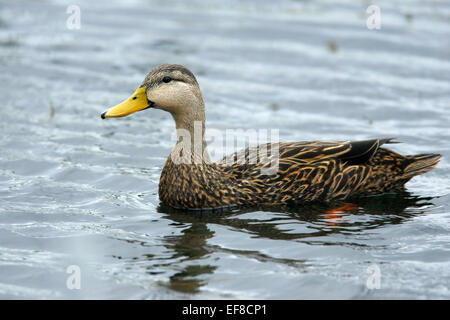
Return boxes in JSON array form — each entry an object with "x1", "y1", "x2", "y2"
[{"x1": 403, "y1": 154, "x2": 441, "y2": 178}]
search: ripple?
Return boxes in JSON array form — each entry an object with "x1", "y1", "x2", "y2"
[{"x1": 0, "y1": 0, "x2": 449, "y2": 299}]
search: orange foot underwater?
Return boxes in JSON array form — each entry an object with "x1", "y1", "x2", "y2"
[{"x1": 323, "y1": 203, "x2": 359, "y2": 226}]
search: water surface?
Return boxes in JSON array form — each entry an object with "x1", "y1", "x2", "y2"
[{"x1": 0, "y1": 0, "x2": 449, "y2": 299}]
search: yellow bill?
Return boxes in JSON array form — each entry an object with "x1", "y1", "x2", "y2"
[{"x1": 101, "y1": 87, "x2": 149, "y2": 119}]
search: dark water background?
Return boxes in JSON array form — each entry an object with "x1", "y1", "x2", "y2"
[{"x1": 0, "y1": 0, "x2": 449, "y2": 299}]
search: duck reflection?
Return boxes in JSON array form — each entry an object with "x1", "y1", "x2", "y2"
[
  {"x1": 155, "y1": 191, "x2": 434, "y2": 293},
  {"x1": 164, "y1": 222, "x2": 216, "y2": 293}
]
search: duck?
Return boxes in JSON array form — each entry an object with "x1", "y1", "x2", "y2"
[{"x1": 101, "y1": 64, "x2": 441, "y2": 211}]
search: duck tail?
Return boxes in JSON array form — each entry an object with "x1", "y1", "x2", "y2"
[{"x1": 402, "y1": 153, "x2": 441, "y2": 179}]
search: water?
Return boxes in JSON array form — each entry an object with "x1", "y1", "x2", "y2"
[{"x1": 0, "y1": 0, "x2": 449, "y2": 299}]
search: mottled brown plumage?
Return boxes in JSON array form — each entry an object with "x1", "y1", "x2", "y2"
[
  {"x1": 102, "y1": 64, "x2": 441, "y2": 211},
  {"x1": 159, "y1": 139, "x2": 441, "y2": 209}
]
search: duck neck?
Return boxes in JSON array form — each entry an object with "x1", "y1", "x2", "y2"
[{"x1": 170, "y1": 114, "x2": 210, "y2": 165}]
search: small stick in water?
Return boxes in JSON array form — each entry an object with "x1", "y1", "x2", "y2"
[{"x1": 49, "y1": 100, "x2": 55, "y2": 120}]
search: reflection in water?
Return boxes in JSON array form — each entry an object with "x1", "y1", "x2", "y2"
[
  {"x1": 165, "y1": 223, "x2": 216, "y2": 293},
  {"x1": 155, "y1": 191, "x2": 434, "y2": 293}
]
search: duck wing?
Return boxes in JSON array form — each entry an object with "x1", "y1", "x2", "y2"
[
  {"x1": 216, "y1": 138, "x2": 402, "y2": 203},
  {"x1": 219, "y1": 138, "x2": 397, "y2": 178}
]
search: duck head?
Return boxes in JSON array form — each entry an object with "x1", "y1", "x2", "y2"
[{"x1": 101, "y1": 64, "x2": 205, "y2": 131}]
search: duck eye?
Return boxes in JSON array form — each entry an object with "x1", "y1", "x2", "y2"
[
  {"x1": 132, "y1": 96, "x2": 137, "y2": 100},
  {"x1": 162, "y1": 76, "x2": 172, "y2": 83}
]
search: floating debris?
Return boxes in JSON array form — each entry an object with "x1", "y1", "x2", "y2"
[
  {"x1": 327, "y1": 39, "x2": 339, "y2": 53},
  {"x1": 404, "y1": 13, "x2": 414, "y2": 23},
  {"x1": 268, "y1": 102, "x2": 280, "y2": 111},
  {"x1": 49, "y1": 100, "x2": 55, "y2": 120}
]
